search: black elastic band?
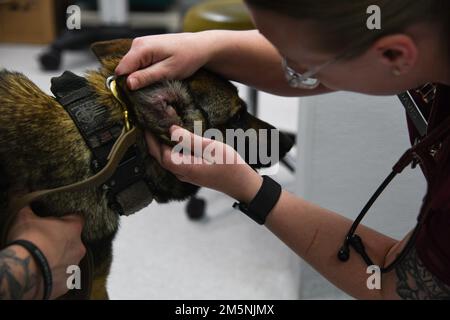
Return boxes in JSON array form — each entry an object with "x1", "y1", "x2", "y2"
[
  {"x1": 8, "y1": 240, "x2": 52, "y2": 300},
  {"x1": 233, "y1": 175, "x2": 282, "y2": 225}
]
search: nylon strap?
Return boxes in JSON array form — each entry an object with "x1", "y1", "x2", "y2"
[{"x1": 0, "y1": 127, "x2": 140, "y2": 299}]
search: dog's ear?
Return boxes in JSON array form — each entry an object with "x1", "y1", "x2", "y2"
[
  {"x1": 90, "y1": 39, "x2": 133, "y2": 72},
  {"x1": 91, "y1": 38, "x2": 133, "y2": 61}
]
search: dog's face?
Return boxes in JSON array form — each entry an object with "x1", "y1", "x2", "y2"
[
  {"x1": 118, "y1": 70, "x2": 295, "y2": 168},
  {"x1": 88, "y1": 39, "x2": 294, "y2": 207},
  {"x1": 90, "y1": 39, "x2": 294, "y2": 171}
]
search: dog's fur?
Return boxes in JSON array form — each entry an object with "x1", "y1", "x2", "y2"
[{"x1": 0, "y1": 39, "x2": 293, "y2": 299}]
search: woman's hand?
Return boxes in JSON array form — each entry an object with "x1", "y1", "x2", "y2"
[
  {"x1": 145, "y1": 125, "x2": 263, "y2": 203},
  {"x1": 6, "y1": 207, "x2": 86, "y2": 299},
  {"x1": 115, "y1": 32, "x2": 217, "y2": 90}
]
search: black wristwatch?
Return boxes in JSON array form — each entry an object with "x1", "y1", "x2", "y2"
[{"x1": 232, "y1": 175, "x2": 282, "y2": 225}]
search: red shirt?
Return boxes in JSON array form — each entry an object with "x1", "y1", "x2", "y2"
[{"x1": 407, "y1": 84, "x2": 450, "y2": 285}]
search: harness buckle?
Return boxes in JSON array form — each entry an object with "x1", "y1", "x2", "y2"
[{"x1": 106, "y1": 75, "x2": 132, "y2": 132}]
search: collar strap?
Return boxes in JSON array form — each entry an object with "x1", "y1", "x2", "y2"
[
  {"x1": 49, "y1": 71, "x2": 148, "y2": 216},
  {"x1": 51, "y1": 72, "x2": 125, "y2": 170}
]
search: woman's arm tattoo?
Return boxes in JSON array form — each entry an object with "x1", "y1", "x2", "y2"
[
  {"x1": 395, "y1": 247, "x2": 450, "y2": 300},
  {"x1": 0, "y1": 247, "x2": 39, "y2": 300}
]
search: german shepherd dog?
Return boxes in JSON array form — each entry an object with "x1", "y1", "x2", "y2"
[{"x1": 0, "y1": 39, "x2": 293, "y2": 299}]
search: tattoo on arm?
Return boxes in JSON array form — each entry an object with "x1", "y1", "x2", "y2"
[
  {"x1": 395, "y1": 247, "x2": 450, "y2": 300},
  {"x1": 0, "y1": 247, "x2": 39, "y2": 300}
]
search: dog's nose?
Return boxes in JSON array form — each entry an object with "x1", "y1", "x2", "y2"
[{"x1": 278, "y1": 131, "x2": 295, "y2": 159}]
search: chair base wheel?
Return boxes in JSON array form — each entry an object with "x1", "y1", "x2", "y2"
[
  {"x1": 39, "y1": 50, "x2": 61, "y2": 71},
  {"x1": 186, "y1": 197, "x2": 206, "y2": 220}
]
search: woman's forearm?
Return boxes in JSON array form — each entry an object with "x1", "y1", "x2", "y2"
[
  {"x1": 204, "y1": 30, "x2": 332, "y2": 96},
  {"x1": 264, "y1": 190, "x2": 399, "y2": 299},
  {"x1": 0, "y1": 245, "x2": 42, "y2": 300},
  {"x1": 146, "y1": 127, "x2": 408, "y2": 299}
]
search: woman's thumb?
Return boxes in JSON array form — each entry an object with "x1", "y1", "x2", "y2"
[{"x1": 127, "y1": 64, "x2": 170, "y2": 90}]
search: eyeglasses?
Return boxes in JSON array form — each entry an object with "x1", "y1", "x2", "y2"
[
  {"x1": 281, "y1": 57, "x2": 335, "y2": 89},
  {"x1": 281, "y1": 42, "x2": 362, "y2": 90}
]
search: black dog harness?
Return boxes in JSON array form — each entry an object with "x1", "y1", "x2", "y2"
[{"x1": 50, "y1": 71, "x2": 152, "y2": 216}]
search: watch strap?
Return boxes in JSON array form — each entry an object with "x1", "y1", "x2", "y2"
[{"x1": 233, "y1": 175, "x2": 282, "y2": 225}]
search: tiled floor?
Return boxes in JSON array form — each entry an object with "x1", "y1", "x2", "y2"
[{"x1": 0, "y1": 44, "x2": 341, "y2": 299}]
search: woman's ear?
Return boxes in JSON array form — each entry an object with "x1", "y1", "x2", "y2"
[
  {"x1": 90, "y1": 39, "x2": 133, "y2": 73},
  {"x1": 374, "y1": 34, "x2": 419, "y2": 76}
]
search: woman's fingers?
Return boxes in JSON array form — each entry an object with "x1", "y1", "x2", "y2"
[
  {"x1": 60, "y1": 214, "x2": 85, "y2": 235},
  {"x1": 169, "y1": 125, "x2": 214, "y2": 160},
  {"x1": 16, "y1": 206, "x2": 35, "y2": 220},
  {"x1": 115, "y1": 38, "x2": 152, "y2": 76},
  {"x1": 145, "y1": 128, "x2": 206, "y2": 180},
  {"x1": 126, "y1": 62, "x2": 173, "y2": 90},
  {"x1": 145, "y1": 125, "x2": 247, "y2": 189},
  {"x1": 143, "y1": 125, "x2": 257, "y2": 197},
  {"x1": 115, "y1": 33, "x2": 211, "y2": 91},
  {"x1": 170, "y1": 125, "x2": 246, "y2": 165},
  {"x1": 115, "y1": 40, "x2": 168, "y2": 90}
]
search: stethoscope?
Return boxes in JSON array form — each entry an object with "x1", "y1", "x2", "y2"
[
  {"x1": 337, "y1": 89, "x2": 437, "y2": 272},
  {"x1": 337, "y1": 167, "x2": 423, "y2": 273}
]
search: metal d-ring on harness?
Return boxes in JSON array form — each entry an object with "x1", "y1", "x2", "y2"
[
  {"x1": 0, "y1": 74, "x2": 142, "y2": 299},
  {"x1": 106, "y1": 75, "x2": 131, "y2": 132}
]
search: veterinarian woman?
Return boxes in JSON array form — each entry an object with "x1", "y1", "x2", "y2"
[
  {"x1": 0, "y1": 207, "x2": 85, "y2": 299},
  {"x1": 116, "y1": 0, "x2": 450, "y2": 299}
]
